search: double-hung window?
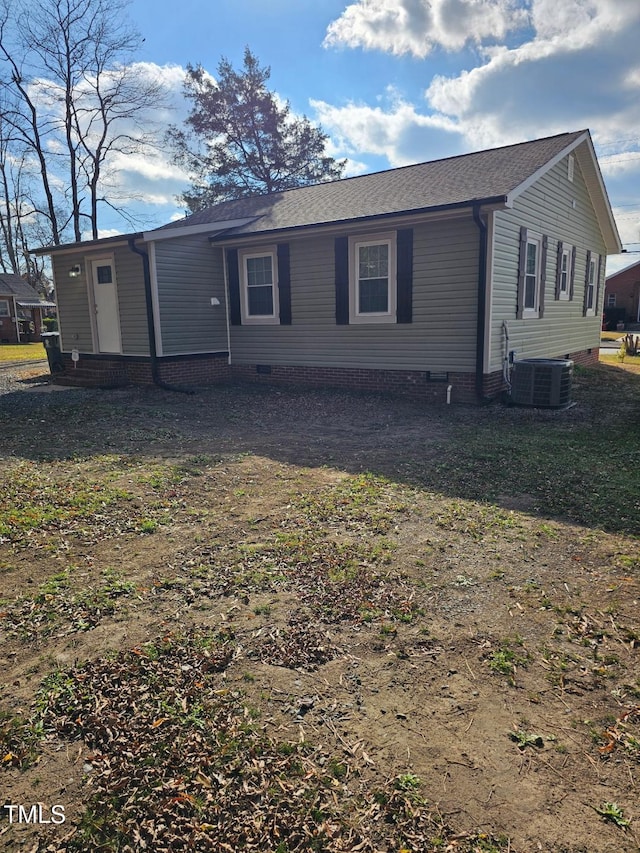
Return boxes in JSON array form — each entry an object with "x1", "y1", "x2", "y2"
[
  {"x1": 349, "y1": 234, "x2": 396, "y2": 323},
  {"x1": 585, "y1": 254, "x2": 597, "y2": 314},
  {"x1": 523, "y1": 234, "x2": 541, "y2": 316},
  {"x1": 0, "y1": 299, "x2": 9, "y2": 317},
  {"x1": 559, "y1": 246, "x2": 571, "y2": 300},
  {"x1": 518, "y1": 226, "x2": 549, "y2": 318},
  {"x1": 239, "y1": 248, "x2": 279, "y2": 324}
]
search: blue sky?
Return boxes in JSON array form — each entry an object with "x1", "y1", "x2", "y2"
[{"x1": 101, "y1": 0, "x2": 640, "y2": 275}]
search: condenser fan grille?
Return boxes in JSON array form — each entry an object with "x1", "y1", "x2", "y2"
[{"x1": 511, "y1": 359, "x2": 573, "y2": 408}]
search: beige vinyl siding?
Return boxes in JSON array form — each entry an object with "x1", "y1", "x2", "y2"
[
  {"x1": 114, "y1": 248, "x2": 149, "y2": 355},
  {"x1": 154, "y1": 235, "x2": 227, "y2": 355},
  {"x1": 52, "y1": 245, "x2": 148, "y2": 355},
  {"x1": 489, "y1": 144, "x2": 606, "y2": 372},
  {"x1": 52, "y1": 252, "x2": 94, "y2": 353},
  {"x1": 229, "y1": 216, "x2": 479, "y2": 372}
]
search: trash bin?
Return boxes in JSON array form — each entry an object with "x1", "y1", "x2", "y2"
[{"x1": 41, "y1": 331, "x2": 65, "y2": 373}]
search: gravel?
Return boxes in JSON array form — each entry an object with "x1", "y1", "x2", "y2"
[{"x1": 0, "y1": 363, "x2": 96, "y2": 408}]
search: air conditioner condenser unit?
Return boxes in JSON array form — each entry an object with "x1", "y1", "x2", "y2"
[{"x1": 510, "y1": 358, "x2": 574, "y2": 408}]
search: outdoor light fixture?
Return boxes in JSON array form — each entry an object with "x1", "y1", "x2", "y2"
[{"x1": 69, "y1": 264, "x2": 82, "y2": 278}]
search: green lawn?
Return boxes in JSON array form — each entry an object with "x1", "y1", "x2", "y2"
[
  {"x1": 0, "y1": 342, "x2": 46, "y2": 362},
  {"x1": 600, "y1": 351, "x2": 640, "y2": 373}
]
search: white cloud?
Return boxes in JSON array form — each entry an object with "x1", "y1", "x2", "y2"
[
  {"x1": 531, "y1": 0, "x2": 637, "y2": 41},
  {"x1": 342, "y1": 158, "x2": 370, "y2": 176},
  {"x1": 108, "y1": 150, "x2": 189, "y2": 183},
  {"x1": 324, "y1": 0, "x2": 528, "y2": 57},
  {"x1": 599, "y1": 153, "x2": 640, "y2": 178},
  {"x1": 316, "y1": 0, "x2": 640, "y2": 244},
  {"x1": 610, "y1": 204, "x2": 640, "y2": 255},
  {"x1": 321, "y1": 0, "x2": 640, "y2": 165},
  {"x1": 312, "y1": 91, "x2": 460, "y2": 167},
  {"x1": 83, "y1": 228, "x2": 123, "y2": 241},
  {"x1": 424, "y1": 0, "x2": 640, "y2": 149}
]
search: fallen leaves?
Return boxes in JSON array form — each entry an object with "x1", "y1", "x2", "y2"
[
  {"x1": 598, "y1": 706, "x2": 640, "y2": 758},
  {"x1": 3, "y1": 629, "x2": 515, "y2": 852}
]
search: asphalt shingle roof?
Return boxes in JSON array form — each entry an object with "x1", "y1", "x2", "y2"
[
  {"x1": 0, "y1": 274, "x2": 41, "y2": 299},
  {"x1": 155, "y1": 130, "x2": 586, "y2": 237}
]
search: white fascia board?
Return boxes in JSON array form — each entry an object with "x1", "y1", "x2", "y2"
[
  {"x1": 142, "y1": 218, "x2": 258, "y2": 243},
  {"x1": 506, "y1": 131, "x2": 622, "y2": 254},
  {"x1": 34, "y1": 239, "x2": 134, "y2": 257},
  {"x1": 577, "y1": 134, "x2": 623, "y2": 253},
  {"x1": 505, "y1": 131, "x2": 589, "y2": 207}
]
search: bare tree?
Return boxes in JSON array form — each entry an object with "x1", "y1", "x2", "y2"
[
  {"x1": 0, "y1": 0, "x2": 164, "y2": 248},
  {"x1": 0, "y1": 103, "x2": 47, "y2": 281}
]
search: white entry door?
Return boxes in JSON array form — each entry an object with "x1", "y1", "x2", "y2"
[{"x1": 91, "y1": 258, "x2": 122, "y2": 353}]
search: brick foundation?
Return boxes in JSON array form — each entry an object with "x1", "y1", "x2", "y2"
[
  {"x1": 563, "y1": 347, "x2": 598, "y2": 367},
  {"x1": 482, "y1": 370, "x2": 508, "y2": 399},
  {"x1": 230, "y1": 363, "x2": 492, "y2": 404},
  {"x1": 50, "y1": 348, "x2": 597, "y2": 403},
  {"x1": 54, "y1": 352, "x2": 231, "y2": 388}
]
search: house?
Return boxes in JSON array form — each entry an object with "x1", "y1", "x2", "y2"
[
  {"x1": 604, "y1": 260, "x2": 640, "y2": 328},
  {"x1": 32, "y1": 129, "x2": 621, "y2": 402},
  {"x1": 0, "y1": 274, "x2": 56, "y2": 344}
]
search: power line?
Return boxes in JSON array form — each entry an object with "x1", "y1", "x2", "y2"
[{"x1": 600, "y1": 154, "x2": 640, "y2": 165}]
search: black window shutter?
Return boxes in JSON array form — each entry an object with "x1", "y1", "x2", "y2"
[
  {"x1": 396, "y1": 228, "x2": 413, "y2": 323},
  {"x1": 569, "y1": 245, "x2": 576, "y2": 300},
  {"x1": 516, "y1": 226, "x2": 527, "y2": 319},
  {"x1": 538, "y1": 234, "x2": 548, "y2": 318},
  {"x1": 335, "y1": 236, "x2": 349, "y2": 325},
  {"x1": 555, "y1": 240, "x2": 563, "y2": 300},
  {"x1": 277, "y1": 243, "x2": 291, "y2": 325},
  {"x1": 583, "y1": 249, "x2": 592, "y2": 315},
  {"x1": 227, "y1": 248, "x2": 241, "y2": 326}
]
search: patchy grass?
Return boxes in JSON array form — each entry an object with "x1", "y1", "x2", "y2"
[
  {"x1": 600, "y1": 352, "x2": 640, "y2": 374},
  {"x1": 0, "y1": 342, "x2": 46, "y2": 362},
  {"x1": 3, "y1": 567, "x2": 138, "y2": 640},
  {"x1": 418, "y1": 365, "x2": 640, "y2": 536},
  {"x1": 1, "y1": 364, "x2": 639, "y2": 852}
]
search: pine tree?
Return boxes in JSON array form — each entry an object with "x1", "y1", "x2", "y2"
[{"x1": 169, "y1": 48, "x2": 345, "y2": 212}]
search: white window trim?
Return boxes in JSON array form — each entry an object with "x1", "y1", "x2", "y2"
[
  {"x1": 585, "y1": 255, "x2": 597, "y2": 316},
  {"x1": 239, "y1": 247, "x2": 279, "y2": 325},
  {"x1": 607, "y1": 293, "x2": 616, "y2": 308},
  {"x1": 523, "y1": 232, "x2": 541, "y2": 319},
  {"x1": 0, "y1": 298, "x2": 10, "y2": 317},
  {"x1": 349, "y1": 233, "x2": 397, "y2": 324},
  {"x1": 559, "y1": 246, "x2": 571, "y2": 301}
]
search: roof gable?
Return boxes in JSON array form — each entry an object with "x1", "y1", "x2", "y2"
[
  {"x1": 505, "y1": 131, "x2": 621, "y2": 254},
  {"x1": 606, "y1": 258, "x2": 640, "y2": 282},
  {"x1": 0, "y1": 274, "x2": 40, "y2": 299},
  {"x1": 151, "y1": 130, "x2": 596, "y2": 240}
]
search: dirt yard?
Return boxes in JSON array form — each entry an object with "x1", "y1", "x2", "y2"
[{"x1": 1, "y1": 363, "x2": 639, "y2": 852}]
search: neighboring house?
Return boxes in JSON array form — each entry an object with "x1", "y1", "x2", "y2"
[
  {"x1": 0, "y1": 274, "x2": 56, "y2": 344},
  {"x1": 32, "y1": 129, "x2": 621, "y2": 402},
  {"x1": 604, "y1": 260, "x2": 640, "y2": 327}
]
